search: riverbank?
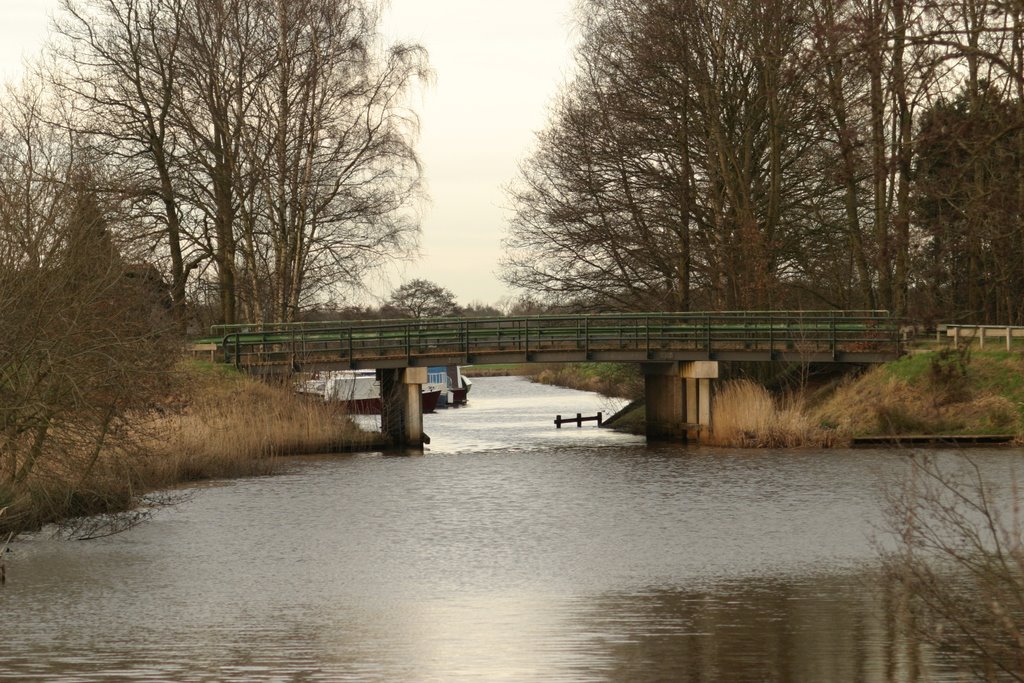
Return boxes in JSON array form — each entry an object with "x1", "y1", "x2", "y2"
[
  {"x1": 463, "y1": 362, "x2": 644, "y2": 401},
  {"x1": 0, "y1": 362, "x2": 380, "y2": 536},
  {"x1": 530, "y1": 351, "x2": 1024, "y2": 448},
  {"x1": 815, "y1": 348, "x2": 1023, "y2": 439}
]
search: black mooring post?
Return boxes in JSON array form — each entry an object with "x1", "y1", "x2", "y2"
[
  {"x1": 576, "y1": 412, "x2": 582, "y2": 427},
  {"x1": 597, "y1": 411, "x2": 603, "y2": 426},
  {"x1": 555, "y1": 414, "x2": 562, "y2": 428}
]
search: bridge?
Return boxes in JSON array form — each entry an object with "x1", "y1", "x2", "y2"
[{"x1": 199, "y1": 311, "x2": 900, "y2": 447}]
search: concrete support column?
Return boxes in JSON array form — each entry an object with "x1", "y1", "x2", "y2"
[
  {"x1": 685, "y1": 378, "x2": 699, "y2": 441},
  {"x1": 644, "y1": 365, "x2": 686, "y2": 441},
  {"x1": 378, "y1": 367, "x2": 427, "y2": 448},
  {"x1": 698, "y1": 378, "x2": 712, "y2": 432},
  {"x1": 643, "y1": 361, "x2": 718, "y2": 442}
]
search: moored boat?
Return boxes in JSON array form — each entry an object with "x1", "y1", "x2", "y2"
[
  {"x1": 301, "y1": 370, "x2": 442, "y2": 414},
  {"x1": 449, "y1": 367, "x2": 472, "y2": 405},
  {"x1": 427, "y1": 366, "x2": 473, "y2": 407}
]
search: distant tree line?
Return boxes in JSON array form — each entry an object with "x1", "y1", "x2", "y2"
[
  {"x1": 301, "y1": 278, "x2": 547, "y2": 321},
  {"x1": 503, "y1": 0, "x2": 1024, "y2": 325}
]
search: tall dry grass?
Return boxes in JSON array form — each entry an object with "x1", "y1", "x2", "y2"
[
  {"x1": 814, "y1": 373, "x2": 1019, "y2": 437},
  {"x1": 706, "y1": 379, "x2": 835, "y2": 448},
  {"x1": 1, "y1": 364, "x2": 379, "y2": 535},
  {"x1": 135, "y1": 369, "x2": 379, "y2": 486}
]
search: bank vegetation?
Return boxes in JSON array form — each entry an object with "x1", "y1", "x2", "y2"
[
  {"x1": 2, "y1": 354, "x2": 374, "y2": 537},
  {"x1": 707, "y1": 347, "x2": 1024, "y2": 447},
  {"x1": 532, "y1": 362, "x2": 644, "y2": 401},
  {"x1": 882, "y1": 453, "x2": 1024, "y2": 680},
  {"x1": 540, "y1": 348, "x2": 1024, "y2": 447}
]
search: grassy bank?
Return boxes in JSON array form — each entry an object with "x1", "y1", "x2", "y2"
[
  {"x1": 707, "y1": 348, "x2": 1024, "y2": 447},
  {"x1": 1, "y1": 362, "x2": 378, "y2": 536},
  {"x1": 462, "y1": 361, "x2": 644, "y2": 399},
  {"x1": 531, "y1": 363, "x2": 644, "y2": 401},
  {"x1": 461, "y1": 363, "x2": 544, "y2": 378},
  {"x1": 814, "y1": 348, "x2": 1023, "y2": 438},
  {"x1": 592, "y1": 349, "x2": 1024, "y2": 447}
]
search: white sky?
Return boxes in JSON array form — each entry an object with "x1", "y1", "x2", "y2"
[{"x1": 0, "y1": 0, "x2": 579, "y2": 308}]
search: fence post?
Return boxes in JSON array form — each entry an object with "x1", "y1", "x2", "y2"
[
  {"x1": 705, "y1": 314, "x2": 711, "y2": 356},
  {"x1": 830, "y1": 314, "x2": 837, "y2": 359}
]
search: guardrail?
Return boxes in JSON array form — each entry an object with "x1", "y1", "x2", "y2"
[
  {"x1": 210, "y1": 311, "x2": 900, "y2": 370},
  {"x1": 944, "y1": 324, "x2": 1024, "y2": 351}
]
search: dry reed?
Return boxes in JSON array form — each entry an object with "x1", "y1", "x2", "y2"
[
  {"x1": 135, "y1": 371, "x2": 378, "y2": 486},
  {"x1": 1, "y1": 364, "x2": 379, "y2": 535},
  {"x1": 814, "y1": 374, "x2": 1019, "y2": 437},
  {"x1": 706, "y1": 379, "x2": 834, "y2": 448}
]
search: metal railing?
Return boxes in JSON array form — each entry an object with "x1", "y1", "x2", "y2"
[{"x1": 211, "y1": 311, "x2": 900, "y2": 370}]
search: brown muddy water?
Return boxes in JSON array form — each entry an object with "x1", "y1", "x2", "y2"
[{"x1": 2, "y1": 376, "x2": 1021, "y2": 681}]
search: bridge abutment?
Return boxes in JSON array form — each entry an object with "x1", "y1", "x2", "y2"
[
  {"x1": 378, "y1": 367, "x2": 426, "y2": 448},
  {"x1": 643, "y1": 362, "x2": 718, "y2": 442}
]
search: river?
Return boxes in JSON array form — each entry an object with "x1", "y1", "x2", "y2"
[{"x1": 2, "y1": 376, "x2": 1021, "y2": 681}]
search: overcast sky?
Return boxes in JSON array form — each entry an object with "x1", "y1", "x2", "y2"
[{"x1": 0, "y1": 0, "x2": 579, "y2": 308}]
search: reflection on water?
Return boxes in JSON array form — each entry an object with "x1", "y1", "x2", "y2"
[{"x1": 2, "y1": 377, "x2": 1018, "y2": 681}]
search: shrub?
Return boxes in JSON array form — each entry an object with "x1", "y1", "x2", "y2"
[{"x1": 928, "y1": 345, "x2": 972, "y2": 405}]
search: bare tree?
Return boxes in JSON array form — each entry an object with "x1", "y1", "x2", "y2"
[
  {"x1": 55, "y1": 0, "x2": 199, "y2": 327},
  {"x1": 0, "y1": 82, "x2": 179, "y2": 532},
  {"x1": 503, "y1": 0, "x2": 827, "y2": 311},
  {"x1": 239, "y1": 0, "x2": 426, "y2": 322},
  {"x1": 52, "y1": 0, "x2": 427, "y2": 327},
  {"x1": 883, "y1": 453, "x2": 1024, "y2": 680}
]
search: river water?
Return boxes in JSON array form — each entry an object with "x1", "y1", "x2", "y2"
[{"x1": 3, "y1": 376, "x2": 1022, "y2": 681}]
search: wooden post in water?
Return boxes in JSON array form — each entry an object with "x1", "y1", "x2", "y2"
[{"x1": 554, "y1": 412, "x2": 604, "y2": 428}]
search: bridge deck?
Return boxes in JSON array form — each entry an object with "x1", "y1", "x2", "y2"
[{"x1": 204, "y1": 311, "x2": 900, "y2": 371}]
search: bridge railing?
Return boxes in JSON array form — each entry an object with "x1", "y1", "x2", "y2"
[
  {"x1": 215, "y1": 311, "x2": 899, "y2": 369},
  {"x1": 209, "y1": 309, "x2": 891, "y2": 339}
]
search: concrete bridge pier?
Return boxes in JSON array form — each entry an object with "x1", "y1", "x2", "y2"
[
  {"x1": 642, "y1": 361, "x2": 719, "y2": 442},
  {"x1": 378, "y1": 367, "x2": 427, "y2": 448}
]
